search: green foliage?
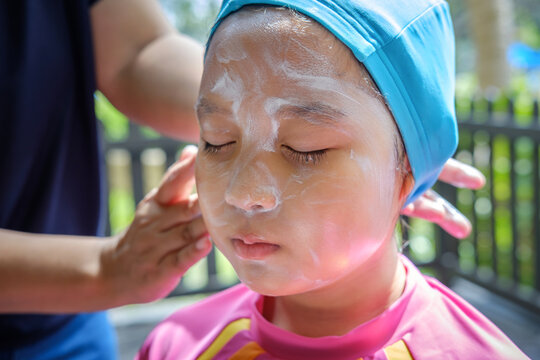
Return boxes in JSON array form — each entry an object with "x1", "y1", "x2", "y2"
[
  {"x1": 216, "y1": 249, "x2": 238, "y2": 284},
  {"x1": 159, "y1": 0, "x2": 221, "y2": 42},
  {"x1": 108, "y1": 188, "x2": 135, "y2": 234},
  {"x1": 182, "y1": 257, "x2": 210, "y2": 290},
  {"x1": 95, "y1": 92, "x2": 129, "y2": 141},
  {"x1": 413, "y1": 88, "x2": 539, "y2": 289},
  {"x1": 456, "y1": 73, "x2": 539, "y2": 126},
  {"x1": 515, "y1": 5, "x2": 540, "y2": 48}
]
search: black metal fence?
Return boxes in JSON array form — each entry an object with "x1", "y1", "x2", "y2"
[
  {"x1": 102, "y1": 97, "x2": 540, "y2": 311},
  {"x1": 413, "y1": 97, "x2": 540, "y2": 314}
]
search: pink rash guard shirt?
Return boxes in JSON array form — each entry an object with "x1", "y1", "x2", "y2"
[{"x1": 136, "y1": 256, "x2": 528, "y2": 360}]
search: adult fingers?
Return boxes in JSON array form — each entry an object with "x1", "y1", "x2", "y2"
[
  {"x1": 158, "y1": 194, "x2": 201, "y2": 232},
  {"x1": 402, "y1": 190, "x2": 471, "y2": 239},
  {"x1": 162, "y1": 235, "x2": 213, "y2": 275},
  {"x1": 178, "y1": 144, "x2": 198, "y2": 161},
  {"x1": 154, "y1": 147, "x2": 197, "y2": 206},
  {"x1": 169, "y1": 216, "x2": 208, "y2": 246},
  {"x1": 153, "y1": 216, "x2": 208, "y2": 259},
  {"x1": 438, "y1": 158, "x2": 486, "y2": 190}
]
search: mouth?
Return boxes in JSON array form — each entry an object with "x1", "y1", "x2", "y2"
[{"x1": 231, "y1": 235, "x2": 280, "y2": 260}]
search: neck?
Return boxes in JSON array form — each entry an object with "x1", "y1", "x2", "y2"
[{"x1": 266, "y1": 238, "x2": 406, "y2": 337}]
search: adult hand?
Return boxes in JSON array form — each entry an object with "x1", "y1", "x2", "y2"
[
  {"x1": 401, "y1": 158, "x2": 486, "y2": 239},
  {"x1": 100, "y1": 146, "x2": 212, "y2": 305}
]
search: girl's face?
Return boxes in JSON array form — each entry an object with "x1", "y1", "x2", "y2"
[{"x1": 196, "y1": 10, "x2": 410, "y2": 296}]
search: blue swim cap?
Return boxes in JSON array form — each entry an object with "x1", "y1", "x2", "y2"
[{"x1": 207, "y1": 0, "x2": 458, "y2": 204}]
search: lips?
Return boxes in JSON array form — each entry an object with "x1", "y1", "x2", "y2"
[{"x1": 231, "y1": 235, "x2": 280, "y2": 260}]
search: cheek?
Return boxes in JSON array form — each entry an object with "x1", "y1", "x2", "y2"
[
  {"x1": 195, "y1": 159, "x2": 230, "y2": 231},
  {"x1": 284, "y1": 152, "x2": 398, "y2": 263},
  {"x1": 288, "y1": 153, "x2": 396, "y2": 228},
  {"x1": 348, "y1": 145, "x2": 400, "y2": 215}
]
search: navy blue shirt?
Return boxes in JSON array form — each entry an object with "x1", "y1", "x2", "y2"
[{"x1": 0, "y1": 0, "x2": 105, "y2": 349}]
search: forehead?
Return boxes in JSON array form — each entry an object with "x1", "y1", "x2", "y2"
[
  {"x1": 207, "y1": 8, "x2": 352, "y2": 79},
  {"x1": 204, "y1": 7, "x2": 384, "y2": 102},
  {"x1": 212, "y1": 7, "x2": 327, "y2": 49},
  {"x1": 199, "y1": 6, "x2": 396, "y2": 137}
]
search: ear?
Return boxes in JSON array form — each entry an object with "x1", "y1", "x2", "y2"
[{"x1": 398, "y1": 157, "x2": 415, "y2": 206}]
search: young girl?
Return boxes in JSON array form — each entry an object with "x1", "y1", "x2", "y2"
[{"x1": 137, "y1": 1, "x2": 527, "y2": 358}]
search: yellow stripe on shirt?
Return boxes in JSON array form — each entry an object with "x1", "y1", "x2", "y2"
[
  {"x1": 197, "y1": 318, "x2": 251, "y2": 360},
  {"x1": 196, "y1": 318, "x2": 412, "y2": 360},
  {"x1": 383, "y1": 339, "x2": 414, "y2": 360},
  {"x1": 229, "y1": 341, "x2": 266, "y2": 360}
]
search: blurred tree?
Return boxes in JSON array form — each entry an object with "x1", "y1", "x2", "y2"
[
  {"x1": 464, "y1": 0, "x2": 515, "y2": 93},
  {"x1": 159, "y1": 0, "x2": 221, "y2": 43},
  {"x1": 516, "y1": 0, "x2": 540, "y2": 31}
]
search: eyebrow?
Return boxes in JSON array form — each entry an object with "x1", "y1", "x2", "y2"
[
  {"x1": 276, "y1": 102, "x2": 347, "y2": 126},
  {"x1": 197, "y1": 98, "x2": 347, "y2": 126},
  {"x1": 196, "y1": 97, "x2": 232, "y2": 117}
]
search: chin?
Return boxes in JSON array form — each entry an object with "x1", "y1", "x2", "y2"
[
  {"x1": 234, "y1": 268, "x2": 291, "y2": 296},
  {"x1": 237, "y1": 269, "x2": 331, "y2": 297},
  {"x1": 243, "y1": 282, "x2": 301, "y2": 297}
]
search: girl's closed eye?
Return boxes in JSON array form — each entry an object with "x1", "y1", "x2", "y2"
[
  {"x1": 282, "y1": 145, "x2": 328, "y2": 165},
  {"x1": 203, "y1": 140, "x2": 235, "y2": 154}
]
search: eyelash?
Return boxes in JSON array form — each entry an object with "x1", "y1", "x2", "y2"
[
  {"x1": 203, "y1": 141, "x2": 328, "y2": 165},
  {"x1": 283, "y1": 146, "x2": 328, "y2": 165},
  {"x1": 203, "y1": 141, "x2": 234, "y2": 154}
]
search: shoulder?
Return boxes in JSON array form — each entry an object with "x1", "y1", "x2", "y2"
[
  {"x1": 402, "y1": 259, "x2": 528, "y2": 359},
  {"x1": 136, "y1": 284, "x2": 256, "y2": 360}
]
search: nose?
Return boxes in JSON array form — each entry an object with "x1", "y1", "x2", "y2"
[
  {"x1": 224, "y1": 162, "x2": 279, "y2": 214},
  {"x1": 225, "y1": 187, "x2": 278, "y2": 213}
]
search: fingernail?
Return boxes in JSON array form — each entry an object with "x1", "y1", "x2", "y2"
[
  {"x1": 401, "y1": 203, "x2": 414, "y2": 214},
  {"x1": 195, "y1": 236, "x2": 210, "y2": 250},
  {"x1": 453, "y1": 225, "x2": 470, "y2": 239},
  {"x1": 182, "y1": 145, "x2": 198, "y2": 157}
]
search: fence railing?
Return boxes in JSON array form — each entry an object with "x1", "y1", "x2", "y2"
[
  {"x1": 102, "y1": 97, "x2": 540, "y2": 311},
  {"x1": 411, "y1": 97, "x2": 540, "y2": 314}
]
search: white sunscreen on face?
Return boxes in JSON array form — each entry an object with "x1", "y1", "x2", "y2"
[
  {"x1": 211, "y1": 70, "x2": 244, "y2": 116},
  {"x1": 215, "y1": 42, "x2": 248, "y2": 64}
]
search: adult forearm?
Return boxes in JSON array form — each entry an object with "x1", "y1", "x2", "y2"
[
  {"x1": 0, "y1": 151, "x2": 212, "y2": 313},
  {"x1": 0, "y1": 202, "x2": 207, "y2": 313},
  {"x1": 102, "y1": 33, "x2": 203, "y2": 142},
  {"x1": 90, "y1": 0, "x2": 204, "y2": 142},
  {"x1": 0, "y1": 229, "x2": 117, "y2": 313}
]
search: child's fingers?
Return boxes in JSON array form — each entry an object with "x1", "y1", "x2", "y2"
[
  {"x1": 438, "y1": 158, "x2": 486, "y2": 189},
  {"x1": 154, "y1": 149, "x2": 197, "y2": 206}
]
